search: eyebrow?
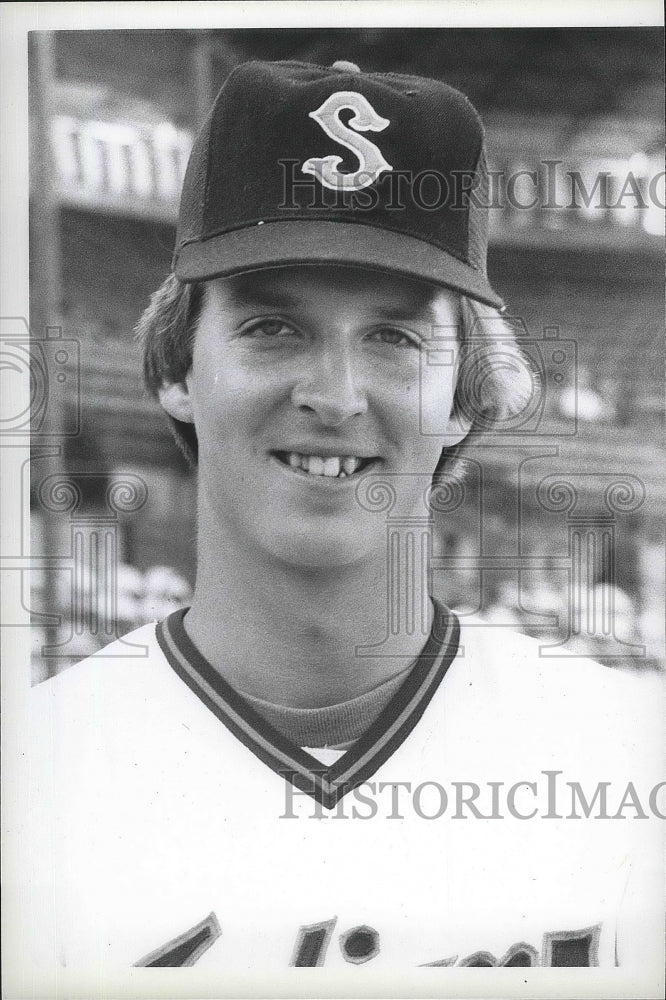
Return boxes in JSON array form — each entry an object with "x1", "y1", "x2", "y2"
[
  {"x1": 381, "y1": 303, "x2": 437, "y2": 322},
  {"x1": 224, "y1": 277, "x2": 440, "y2": 322},
  {"x1": 226, "y1": 286, "x2": 300, "y2": 311}
]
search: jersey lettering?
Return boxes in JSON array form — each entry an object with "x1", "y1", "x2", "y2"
[
  {"x1": 134, "y1": 912, "x2": 221, "y2": 967},
  {"x1": 302, "y1": 91, "x2": 392, "y2": 191},
  {"x1": 543, "y1": 924, "x2": 601, "y2": 967},
  {"x1": 291, "y1": 917, "x2": 337, "y2": 967},
  {"x1": 455, "y1": 942, "x2": 540, "y2": 967},
  {"x1": 339, "y1": 924, "x2": 381, "y2": 964},
  {"x1": 135, "y1": 916, "x2": 601, "y2": 968}
]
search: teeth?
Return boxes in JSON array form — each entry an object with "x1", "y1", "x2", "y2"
[
  {"x1": 307, "y1": 456, "x2": 325, "y2": 476},
  {"x1": 283, "y1": 453, "x2": 368, "y2": 478},
  {"x1": 323, "y1": 457, "x2": 341, "y2": 477}
]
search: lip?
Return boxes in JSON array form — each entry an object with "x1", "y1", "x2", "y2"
[
  {"x1": 269, "y1": 445, "x2": 380, "y2": 460},
  {"x1": 268, "y1": 453, "x2": 382, "y2": 484}
]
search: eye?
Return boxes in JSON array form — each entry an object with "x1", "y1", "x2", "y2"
[
  {"x1": 367, "y1": 326, "x2": 419, "y2": 348},
  {"x1": 241, "y1": 318, "x2": 300, "y2": 339}
]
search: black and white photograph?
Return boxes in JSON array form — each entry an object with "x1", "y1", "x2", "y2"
[{"x1": 1, "y1": 2, "x2": 664, "y2": 998}]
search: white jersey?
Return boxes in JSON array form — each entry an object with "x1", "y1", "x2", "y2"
[{"x1": 12, "y1": 608, "x2": 662, "y2": 977}]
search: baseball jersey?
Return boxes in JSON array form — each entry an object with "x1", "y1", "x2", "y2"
[{"x1": 13, "y1": 607, "x2": 661, "y2": 977}]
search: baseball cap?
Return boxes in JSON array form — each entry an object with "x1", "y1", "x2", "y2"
[{"x1": 173, "y1": 59, "x2": 503, "y2": 309}]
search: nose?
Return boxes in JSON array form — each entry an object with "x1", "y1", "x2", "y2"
[{"x1": 291, "y1": 344, "x2": 367, "y2": 427}]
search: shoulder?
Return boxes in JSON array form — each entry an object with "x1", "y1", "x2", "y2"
[
  {"x1": 457, "y1": 617, "x2": 639, "y2": 696},
  {"x1": 34, "y1": 622, "x2": 164, "y2": 699},
  {"x1": 453, "y1": 618, "x2": 653, "y2": 753},
  {"x1": 27, "y1": 622, "x2": 178, "y2": 750}
]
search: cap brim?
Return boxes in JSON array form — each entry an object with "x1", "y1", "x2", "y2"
[{"x1": 174, "y1": 220, "x2": 503, "y2": 309}]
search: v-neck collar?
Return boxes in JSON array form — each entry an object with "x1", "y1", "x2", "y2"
[{"x1": 156, "y1": 603, "x2": 460, "y2": 810}]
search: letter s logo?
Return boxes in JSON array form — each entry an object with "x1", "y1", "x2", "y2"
[{"x1": 302, "y1": 92, "x2": 392, "y2": 191}]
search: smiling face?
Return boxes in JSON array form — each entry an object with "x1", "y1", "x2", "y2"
[{"x1": 159, "y1": 265, "x2": 469, "y2": 569}]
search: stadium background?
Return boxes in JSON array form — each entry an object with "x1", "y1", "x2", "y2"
[{"x1": 28, "y1": 28, "x2": 664, "y2": 678}]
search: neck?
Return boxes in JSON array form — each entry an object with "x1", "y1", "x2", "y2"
[{"x1": 185, "y1": 514, "x2": 435, "y2": 709}]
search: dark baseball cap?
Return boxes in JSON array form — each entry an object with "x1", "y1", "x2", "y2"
[{"x1": 173, "y1": 59, "x2": 503, "y2": 309}]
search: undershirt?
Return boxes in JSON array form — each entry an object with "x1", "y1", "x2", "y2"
[
  {"x1": 157, "y1": 601, "x2": 459, "y2": 779},
  {"x1": 241, "y1": 663, "x2": 415, "y2": 762}
]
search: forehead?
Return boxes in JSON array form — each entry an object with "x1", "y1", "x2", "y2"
[{"x1": 203, "y1": 265, "x2": 460, "y2": 322}]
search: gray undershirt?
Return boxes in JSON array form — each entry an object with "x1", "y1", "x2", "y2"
[{"x1": 241, "y1": 664, "x2": 414, "y2": 750}]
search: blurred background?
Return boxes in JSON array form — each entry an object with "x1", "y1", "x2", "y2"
[{"x1": 28, "y1": 28, "x2": 664, "y2": 679}]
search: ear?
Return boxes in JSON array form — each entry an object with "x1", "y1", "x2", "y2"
[{"x1": 157, "y1": 380, "x2": 194, "y2": 424}]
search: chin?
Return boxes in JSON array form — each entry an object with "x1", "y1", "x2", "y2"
[{"x1": 266, "y1": 520, "x2": 380, "y2": 571}]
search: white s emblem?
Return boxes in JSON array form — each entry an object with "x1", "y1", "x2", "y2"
[{"x1": 302, "y1": 91, "x2": 392, "y2": 191}]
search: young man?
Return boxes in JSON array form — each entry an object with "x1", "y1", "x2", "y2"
[{"x1": 18, "y1": 60, "x2": 660, "y2": 980}]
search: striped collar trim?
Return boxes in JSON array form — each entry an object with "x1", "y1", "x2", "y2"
[{"x1": 156, "y1": 604, "x2": 460, "y2": 810}]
